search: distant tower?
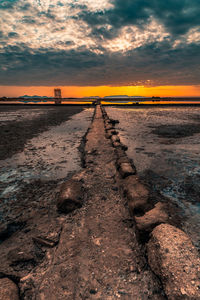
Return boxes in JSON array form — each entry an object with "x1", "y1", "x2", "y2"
[{"x1": 54, "y1": 88, "x2": 62, "y2": 104}]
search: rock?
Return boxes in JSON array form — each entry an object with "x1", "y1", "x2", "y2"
[
  {"x1": 135, "y1": 202, "x2": 168, "y2": 232},
  {"x1": 105, "y1": 129, "x2": 118, "y2": 139},
  {"x1": 111, "y1": 135, "x2": 120, "y2": 143},
  {"x1": 57, "y1": 179, "x2": 83, "y2": 213},
  {"x1": 112, "y1": 141, "x2": 121, "y2": 148},
  {"x1": 121, "y1": 143, "x2": 128, "y2": 151},
  {"x1": 119, "y1": 163, "x2": 136, "y2": 178},
  {"x1": 128, "y1": 198, "x2": 147, "y2": 214},
  {"x1": 124, "y1": 176, "x2": 149, "y2": 212},
  {"x1": 105, "y1": 133, "x2": 111, "y2": 139},
  {"x1": 107, "y1": 129, "x2": 118, "y2": 135},
  {"x1": 0, "y1": 278, "x2": 19, "y2": 300},
  {"x1": 108, "y1": 118, "x2": 119, "y2": 124},
  {"x1": 72, "y1": 171, "x2": 86, "y2": 182},
  {"x1": 115, "y1": 148, "x2": 126, "y2": 159},
  {"x1": 147, "y1": 224, "x2": 200, "y2": 300},
  {"x1": 105, "y1": 124, "x2": 114, "y2": 131},
  {"x1": 116, "y1": 156, "x2": 130, "y2": 168}
]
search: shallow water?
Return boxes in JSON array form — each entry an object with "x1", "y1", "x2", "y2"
[
  {"x1": 0, "y1": 107, "x2": 53, "y2": 124},
  {"x1": 0, "y1": 108, "x2": 93, "y2": 201},
  {"x1": 106, "y1": 106, "x2": 200, "y2": 249}
]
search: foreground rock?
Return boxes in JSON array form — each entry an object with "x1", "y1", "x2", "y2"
[
  {"x1": 135, "y1": 202, "x2": 168, "y2": 232},
  {"x1": 0, "y1": 278, "x2": 19, "y2": 300},
  {"x1": 123, "y1": 175, "x2": 149, "y2": 213},
  {"x1": 57, "y1": 179, "x2": 83, "y2": 213},
  {"x1": 147, "y1": 224, "x2": 200, "y2": 300}
]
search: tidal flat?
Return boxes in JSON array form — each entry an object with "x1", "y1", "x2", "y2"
[
  {"x1": 106, "y1": 106, "x2": 200, "y2": 249},
  {"x1": 0, "y1": 105, "x2": 94, "y2": 226},
  {"x1": 0, "y1": 104, "x2": 200, "y2": 299}
]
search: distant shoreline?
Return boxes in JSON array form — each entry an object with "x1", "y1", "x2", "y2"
[{"x1": 1, "y1": 96, "x2": 200, "y2": 106}]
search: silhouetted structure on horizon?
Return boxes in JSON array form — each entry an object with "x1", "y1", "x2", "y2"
[{"x1": 54, "y1": 88, "x2": 62, "y2": 104}]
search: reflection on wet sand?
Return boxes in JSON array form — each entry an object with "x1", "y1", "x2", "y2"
[
  {"x1": 106, "y1": 106, "x2": 200, "y2": 249},
  {"x1": 0, "y1": 108, "x2": 93, "y2": 221}
]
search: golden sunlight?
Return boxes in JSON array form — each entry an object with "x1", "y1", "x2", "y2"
[{"x1": 0, "y1": 85, "x2": 200, "y2": 98}]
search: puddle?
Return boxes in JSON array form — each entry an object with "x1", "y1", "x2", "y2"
[{"x1": 106, "y1": 106, "x2": 200, "y2": 249}]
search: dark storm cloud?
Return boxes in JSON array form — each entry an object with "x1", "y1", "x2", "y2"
[
  {"x1": 0, "y1": 0, "x2": 200, "y2": 86},
  {"x1": 0, "y1": 41, "x2": 200, "y2": 86},
  {"x1": 80, "y1": 0, "x2": 200, "y2": 38}
]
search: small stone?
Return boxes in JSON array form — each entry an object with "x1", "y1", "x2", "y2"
[
  {"x1": 105, "y1": 133, "x2": 111, "y2": 139},
  {"x1": 106, "y1": 124, "x2": 114, "y2": 130},
  {"x1": 89, "y1": 289, "x2": 97, "y2": 294},
  {"x1": 112, "y1": 141, "x2": 121, "y2": 148},
  {"x1": 108, "y1": 129, "x2": 118, "y2": 135},
  {"x1": 111, "y1": 135, "x2": 120, "y2": 143},
  {"x1": 112, "y1": 186, "x2": 118, "y2": 191},
  {"x1": 116, "y1": 156, "x2": 130, "y2": 166},
  {"x1": 108, "y1": 118, "x2": 119, "y2": 124}
]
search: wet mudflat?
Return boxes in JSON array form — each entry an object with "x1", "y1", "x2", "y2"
[
  {"x1": 0, "y1": 105, "x2": 93, "y2": 233},
  {"x1": 106, "y1": 106, "x2": 200, "y2": 249},
  {"x1": 0, "y1": 105, "x2": 91, "y2": 160},
  {"x1": 0, "y1": 104, "x2": 199, "y2": 299}
]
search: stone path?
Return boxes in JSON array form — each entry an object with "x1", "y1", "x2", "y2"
[{"x1": 18, "y1": 105, "x2": 165, "y2": 299}]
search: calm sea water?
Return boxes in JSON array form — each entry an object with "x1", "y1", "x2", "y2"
[{"x1": 106, "y1": 106, "x2": 200, "y2": 249}]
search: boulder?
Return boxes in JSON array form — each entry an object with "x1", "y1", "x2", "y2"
[
  {"x1": 0, "y1": 278, "x2": 19, "y2": 300},
  {"x1": 147, "y1": 224, "x2": 200, "y2": 300},
  {"x1": 124, "y1": 176, "x2": 149, "y2": 212},
  {"x1": 116, "y1": 156, "x2": 130, "y2": 167},
  {"x1": 57, "y1": 179, "x2": 83, "y2": 213},
  {"x1": 135, "y1": 202, "x2": 168, "y2": 232},
  {"x1": 119, "y1": 163, "x2": 136, "y2": 178},
  {"x1": 111, "y1": 135, "x2": 120, "y2": 143}
]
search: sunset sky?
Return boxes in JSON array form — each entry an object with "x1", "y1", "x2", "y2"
[{"x1": 0, "y1": 0, "x2": 200, "y2": 97}]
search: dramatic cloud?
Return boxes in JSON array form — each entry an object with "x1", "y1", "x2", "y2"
[{"x1": 0, "y1": 0, "x2": 200, "y2": 86}]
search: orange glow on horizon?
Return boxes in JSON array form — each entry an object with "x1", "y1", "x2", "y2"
[{"x1": 0, "y1": 85, "x2": 200, "y2": 98}]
